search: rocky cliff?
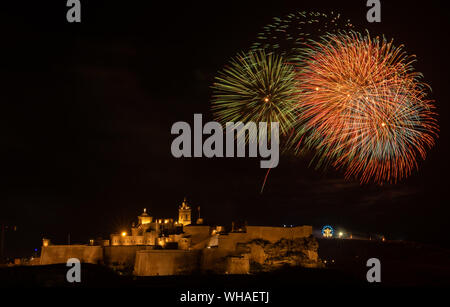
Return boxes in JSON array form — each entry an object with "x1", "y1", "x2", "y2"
[{"x1": 241, "y1": 236, "x2": 322, "y2": 272}]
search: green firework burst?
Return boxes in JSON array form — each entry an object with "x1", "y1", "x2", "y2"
[{"x1": 211, "y1": 50, "x2": 299, "y2": 137}]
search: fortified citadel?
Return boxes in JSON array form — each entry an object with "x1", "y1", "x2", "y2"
[{"x1": 40, "y1": 198, "x2": 319, "y2": 275}]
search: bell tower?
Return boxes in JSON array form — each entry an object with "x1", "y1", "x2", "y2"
[
  {"x1": 178, "y1": 197, "x2": 192, "y2": 226},
  {"x1": 138, "y1": 208, "x2": 152, "y2": 225}
]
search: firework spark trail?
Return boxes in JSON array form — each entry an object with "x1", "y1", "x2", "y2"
[
  {"x1": 212, "y1": 51, "x2": 301, "y2": 193},
  {"x1": 294, "y1": 31, "x2": 438, "y2": 184}
]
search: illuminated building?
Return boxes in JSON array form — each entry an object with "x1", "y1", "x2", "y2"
[
  {"x1": 178, "y1": 198, "x2": 192, "y2": 226},
  {"x1": 41, "y1": 197, "x2": 318, "y2": 276},
  {"x1": 110, "y1": 198, "x2": 193, "y2": 247}
]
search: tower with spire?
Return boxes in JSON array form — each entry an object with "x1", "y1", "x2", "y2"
[{"x1": 178, "y1": 197, "x2": 192, "y2": 226}]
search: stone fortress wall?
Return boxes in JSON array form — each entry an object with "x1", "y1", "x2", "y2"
[
  {"x1": 40, "y1": 245, "x2": 102, "y2": 265},
  {"x1": 134, "y1": 250, "x2": 201, "y2": 276},
  {"x1": 216, "y1": 226, "x2": 312, "y2": 251},
  {"x1": 39, "y1": 199, "x2": 317, "y2": 276}
]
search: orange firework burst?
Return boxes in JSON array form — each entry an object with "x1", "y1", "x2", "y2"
[{"x1": 294, "y1": 31, "x2": 438, "y2": 184}]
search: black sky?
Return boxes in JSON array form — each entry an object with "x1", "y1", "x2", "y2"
[{"x1": 1, "y1": 0, "x2": 449, "y2": 256}]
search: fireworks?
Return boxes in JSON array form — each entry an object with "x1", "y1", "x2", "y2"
[
  {"x1": 252, "y1": 11, "x2": 353, "y2": 63},
  {"x1": 210, "y1": 11, "x2": 438, "y2": 186},
  {"x1": 211, "y1": 50, "x2": 299, "y2": 137},
  {"x1": 294, "y1": 31, "x2": 438, "y2": 183}
]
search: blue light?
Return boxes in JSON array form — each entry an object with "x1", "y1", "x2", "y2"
[{"x1": 321, "y1": 225, "x2": 335, "y2": 237}]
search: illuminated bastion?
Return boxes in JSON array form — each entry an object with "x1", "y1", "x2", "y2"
[{"x1": 40, "y1": 198, "x2": 318, "y2": 275}]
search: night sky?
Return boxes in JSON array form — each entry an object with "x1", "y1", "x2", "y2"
[{"x1": 2, "y1": 1, "x2": 449, "y2": 257}]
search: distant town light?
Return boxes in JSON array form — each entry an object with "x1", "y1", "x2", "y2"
[{"x1": 121, "y1": 231, "x2": 127, "y2": 237}]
